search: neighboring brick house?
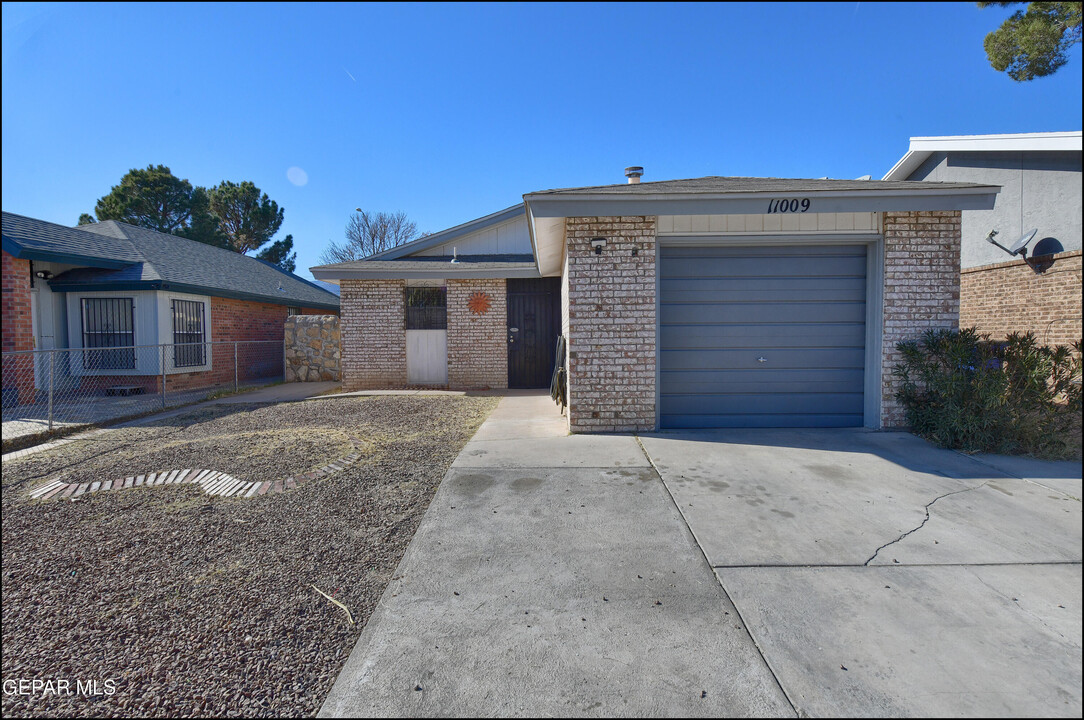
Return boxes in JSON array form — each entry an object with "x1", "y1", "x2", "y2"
[
  {"x1": 313, "y1": 172, "x2": 1000, "y2": 432},
  {"x1": 2, "y1": 212, "x2": 339, "y2": 403},
  {"x1": 884, "y1": 131, "x2": 1082, "y2": 347}
]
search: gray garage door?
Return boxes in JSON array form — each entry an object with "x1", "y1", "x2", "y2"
[{"x1": 660, "y1": 244, "x2": 866, "y2": 428}]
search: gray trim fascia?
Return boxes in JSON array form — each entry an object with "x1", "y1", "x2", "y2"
[
  {"x1": 525, "y1": 201, "x2": 542, "y2": 275},
  {"x1": 48, "y1": 279, "x2": 340, "y2": 312},
  {"x1": 525, "y1": 187, "x2": 999, "y2": 218},
  {"x1": 2, "y1": 239, "x2": 133, "y2": 269},
  {"x1": 659, "y1": 233, "x2": 883, "y2": 246},
  {"x1": 312, "y1": 267, "x2": 541, "y2": 281},
  {"x1": 368, "y1": 204, "x2": 526, "y2": 260}
]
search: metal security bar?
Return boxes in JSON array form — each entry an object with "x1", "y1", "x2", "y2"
[
  {"x1": 2, "y1": 340, "x2": 284, "y2": 447},
  {"x1": 172, "y1": 300, "x2": 206, "y2": 367},
  {"x1": 81, "y1": 298, "x2": 135, "y2": 370},
  {"x1": 405, "y1": 287, "x2": 447, "y2": 330}
]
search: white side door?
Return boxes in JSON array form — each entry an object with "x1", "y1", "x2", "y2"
[{"x1": 406, "y1": 329, "x2": 448, "y2": 385}]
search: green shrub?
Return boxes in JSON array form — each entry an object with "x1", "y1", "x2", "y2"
[{"x1": 894, "y1": 328, "x2": 1082, "y2": 458}]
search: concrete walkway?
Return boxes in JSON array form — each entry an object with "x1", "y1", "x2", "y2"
[{"x1": 319, "y1": 392, "x2": 793, "y2": 717}]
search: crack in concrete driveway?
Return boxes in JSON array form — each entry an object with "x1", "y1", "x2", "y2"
[{"x1": 863, "y1": 480, "x2": 990, "y2": 566}]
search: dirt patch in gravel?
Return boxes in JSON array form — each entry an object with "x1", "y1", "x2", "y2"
[{"x1": 1, "y1": 394, "x2": 498, "y2": 718}]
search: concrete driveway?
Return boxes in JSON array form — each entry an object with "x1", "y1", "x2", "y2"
[
  {"x1": 321, "y1": 393, "x2": 1081, "y2": 717},
  {"x1": 320, "y1": 393, "x2": 793, "y2": 717},
  {"x1": 639, "y1": 428, "x2": 1082, "y2": 717}
]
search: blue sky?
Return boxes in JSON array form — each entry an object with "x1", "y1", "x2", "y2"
[{"x1": 3, "y1": 2, "x2": 1081, "y2": 280}]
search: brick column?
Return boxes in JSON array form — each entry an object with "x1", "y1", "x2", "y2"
[
  {"x1": 447, "y1": 279, "x2": 508, "y2": 389},
  {"x1": 881, "y1": 211, "x2": 961, "y2": 428},
  {"x1": 2, "y1": 251, "x2": 35, "y2": 404},
  {"x1": 565, "y1": 216, "x2": 657, "y2": 432},
  {"x1": 340, "y1": 279, "x2": 407, "y2": 390}
]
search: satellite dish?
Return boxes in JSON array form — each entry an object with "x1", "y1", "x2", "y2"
[
  {"x1": 1008, "y1": 228, "x2": 1038, "y2": 256},
  {"x1": 986, "y1": 228, "x2": 1038, "y2": 258}
]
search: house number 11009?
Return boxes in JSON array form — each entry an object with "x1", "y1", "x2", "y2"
[{"x1": 766, "y1": 198, "x2": 811, "y2": 213}]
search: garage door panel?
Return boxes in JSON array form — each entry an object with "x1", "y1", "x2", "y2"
[
  {"x1": 662, "y1": 255, "x2": 867, "y2": 279},
  {"x1": 661, "y1": 323, "x2": 865, "y2": 349},
  {"x1": 661, "y1": 301, "x2": 866, "y2": 325},
  {"x1": 661, "y1": 285, "x2": 866, "y2": 304},
  {"x1": 659, "y1": 243, "x2": 867, "y2": 428},
  {"x1": 662, "y1": 392, "x2": 864, "y2": 416},
  {"x1": 662, "y1": 348, "x2": 865, "y2": 371},
  {"x1": 662, "y1": 369, "x2": 865, "y2": 394},
  {"x1": 661, "y1": 413, "x2": 864, "y2": 429}
]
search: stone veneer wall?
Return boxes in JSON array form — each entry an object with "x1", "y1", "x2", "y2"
[
  {"x1": 340, "y1": 279, "x2": 407, "y2": 390},
  {"x1": 447, "y1": 279, "x2": 508, "y2": 389},
  {"x1": 961, "y1": 250, "x2": 1081, "y2": 348},
  {"x1": 881, "y1": 210, "x2": 962, "y2": 428},
  {"x1": 564, "y1": 216, "x2": 657, "y2": 432},
  {"x1": 284, "y1": 315, "x2": 341, "y2": 382}
]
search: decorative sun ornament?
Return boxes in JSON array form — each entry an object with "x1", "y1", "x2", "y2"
[{"x1": 467, "y1": 291, "x2": 492, "y2": 315}]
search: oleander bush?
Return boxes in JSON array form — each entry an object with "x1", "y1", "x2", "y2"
[{"x1": 894, "y1": 328, "x2": 1082, "y2": 458}]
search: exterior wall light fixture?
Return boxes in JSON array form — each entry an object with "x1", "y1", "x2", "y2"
[{"x1": 590, "y1": 238, "x2": 607, "y2": 255}]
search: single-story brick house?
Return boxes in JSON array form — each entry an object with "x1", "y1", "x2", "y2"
[
  {"x1": 2, "y1": 212, "x2": 339, "y2": 403},
  {"x1": 883, "y1": 131, "x2": 1082, "y2": 347},
  {"x1": 312, "y1": 171, "x2": 1001, "y2": 433}
]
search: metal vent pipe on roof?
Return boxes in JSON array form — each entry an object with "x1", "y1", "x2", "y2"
[{"x1": 625, "y1": 166, "x2": 643, "y2": 184}]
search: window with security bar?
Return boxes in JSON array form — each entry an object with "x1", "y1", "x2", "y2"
[
  {"x1": 81, "y1": 298, "x2": 135, "y2": 369},
  {"x1": 172, "y1": 299, "x2": 207, "y2": 367},
  {"x1": 405, "y1": 287, "x2": 447, "y2": 330}
]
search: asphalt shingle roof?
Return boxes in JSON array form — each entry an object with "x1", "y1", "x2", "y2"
[
  {"x1": 2, "y1": 211, "x2": 144, "y2": 267},
  {"x1": 527, "y1": 176, "x2": 998, "y2": 195},
  {"x1": 2, "y1": 212, "x2": 339, "y2": 310}
]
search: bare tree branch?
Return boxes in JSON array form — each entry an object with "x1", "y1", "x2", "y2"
[{"x1": 320, "y1": 210, "x2": 420, "y2": 263}]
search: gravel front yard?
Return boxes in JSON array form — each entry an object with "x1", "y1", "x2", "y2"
[{"x1": 1, "y1": 394, "x2": 498, "y2": 718}]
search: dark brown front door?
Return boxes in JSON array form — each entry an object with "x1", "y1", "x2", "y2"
[{"x1": 506, "y1": 278, "x2": 560, "y2": 388}]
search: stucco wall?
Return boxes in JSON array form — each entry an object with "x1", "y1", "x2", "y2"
[{"x1": 908, "y1": 150, "x2": 1082, "y2": 268}]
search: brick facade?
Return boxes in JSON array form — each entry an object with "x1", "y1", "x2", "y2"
[
  {"x1": 1, "y1": 251, "x2": 35, "y2": 403},
  {"x1": 79, "y1": 296, "x2": 312, "y2": 395},
  {"x1": 960, "y1": 250, "x2": 1082, "y2": 348},
  {"x1": 160, "y1": 297, "x2": 298, "y2": 392},
  {"x1": 340, "y1": 279, "x2": 408, "y2": 390},
  {"x1": 881, "y1": 211, "x2": 962, "y2": 428},
  {"x1": 447, "y1": 279, "x2": 508, "y2": 389},
  {"x1": 564, "y1": 216, "x2": 657, "y2": 433}
]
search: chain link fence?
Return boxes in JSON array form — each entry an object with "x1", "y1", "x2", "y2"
[{"x1": 2, "y1": 340, "x2": 282, "y2": 446}]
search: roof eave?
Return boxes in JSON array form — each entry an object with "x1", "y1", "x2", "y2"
[
  {"x1": 2, "y1": 236, "x2": 134, "y2": 269},
  {"x1": 524, "y1": 186, "x2": 1000, "y2": 218},
  {"x1": 312, "y1": 265, "x2": 540, "y2": 281},
  {"x1": 881, "y1": 150, "x2": 924, "y2": 181},
  {"x1": 48, "y1": 278, "x2": 339, "y2": 311}
]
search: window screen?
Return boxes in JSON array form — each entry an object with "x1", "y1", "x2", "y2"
[
  {"x1": 172, "y1": 299, "x2": 206, "y2": 367},
  {"x1": 405, "y1": 287, "x2": 447, "y2": 330},
  {"x1": 81, "y1": 298, "x2": 135, "y2": 370}
]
